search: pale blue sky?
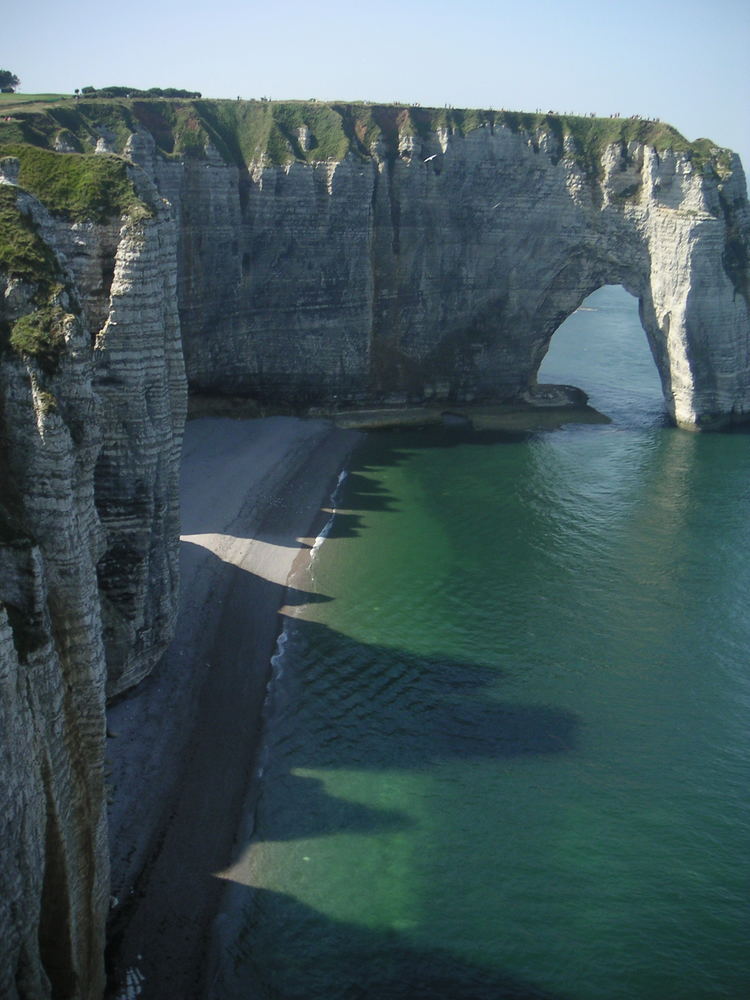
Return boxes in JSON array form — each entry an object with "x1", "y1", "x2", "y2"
[{"x1": 6, "y1": 0, "x2": 750, "y2": 172}]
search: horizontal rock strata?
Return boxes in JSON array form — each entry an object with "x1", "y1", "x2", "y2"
[
  {"x1": 1, "y1": 158, "x2": 184, "y2": 996},
  {"x1": 121, "y1": 104, "x2": 750, "y2": 429}
]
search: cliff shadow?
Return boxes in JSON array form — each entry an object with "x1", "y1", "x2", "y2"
[
  {"x1": 307, "y1": 425, "x2": 553, "y2": 544},
  {"x1": 227, "y1": 615, "x2": 579, "y2": 849},
  {"x1": 257, "y1": 616, "x2": 579, "y2": 777},
  {"x1": 207, "y1": 614, "x2": 579, "y2": 999},
  {"x1": 185, "y1": 423, "x2": 543, "y2": 549},
  {"x1": 210, "y1": 886, "x2": 573, "y2": 1000}
]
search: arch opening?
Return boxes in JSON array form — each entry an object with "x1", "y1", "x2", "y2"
[{"x1": 537, "y1": 284, "x2": 666, "y2": 428}]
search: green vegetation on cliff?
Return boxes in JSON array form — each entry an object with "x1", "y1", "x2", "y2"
[
  {"x1": 9, "y1": 304, "x2": 72, "y2": 369},
  {"x1": 1, "y1": 144, "x2": 150, "y2": 221},
  {"x1": 0, "y1": 152, "x2": 139, "y2": 371},
  {"x1": 0, "y1": 96, "x2": 733, "y2": 179},
  {"x1": 0, "y1": 185, "x2": 71, "y2": 368},
  {"x1": 551, "y1": 114, "x2": 733, "y2": 177},
  {"x1": 0, "y1": 138, "x2": 149, "y2": 370},
  {"x1": 0, "y1": 96, "x2": 739, "y2": 369},
  {"x1": 0, "y1": 184, "x2": 60, "y2": 283}
]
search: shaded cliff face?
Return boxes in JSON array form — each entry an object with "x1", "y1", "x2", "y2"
[
  {"x1": 106, "y1": 100, "x2": 749, "y2": 429},
  {"x1": 0, "y1": 154, "x2": 184, "y2": 996},
  {"x1": 0, "y1": 148, "x2": 186, "y2": 698}
]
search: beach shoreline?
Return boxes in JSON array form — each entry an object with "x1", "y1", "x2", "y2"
[{"x1": 104, "y1": 415, "x2": 360, "y2": 999}]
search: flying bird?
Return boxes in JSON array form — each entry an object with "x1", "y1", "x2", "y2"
[{"x1": 424, "y1": 154, "x2": 438, "y2": 162}]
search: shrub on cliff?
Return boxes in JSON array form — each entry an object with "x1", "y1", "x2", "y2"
[
  {"x1": 0, "y1": 69, "x2": 20, "y2": 93},
  {"x1": 0, "y1": 186, "x2": 72, "y2": 369},
  {"x1": 78, "y1": 85, "x2": 202, "y2": 99},
  {"x1": 9, "y1": 305, "x2": 70, "y2": 369}
]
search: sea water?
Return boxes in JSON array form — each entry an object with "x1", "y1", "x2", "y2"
[{"x1": 219, "y1": 287, "x2": 750, "y2": 1000}]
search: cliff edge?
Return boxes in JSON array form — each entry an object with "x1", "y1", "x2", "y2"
[{"x1": 6, "y1": 98, "x2": 747, "y2": 427}]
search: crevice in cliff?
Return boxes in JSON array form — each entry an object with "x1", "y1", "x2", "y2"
[
  {"x1": 719, "y1": 191, "x2": 750, "y2": 306},
  {"x1": 131, "y1": 103, "x2": 175, "y2": 155},
  {"x1": 238, "y1": 170, "x2": 251, "y2": 218},
  {"x1": 38, "y1": 762, "x2": 78, "y2": 1000},
  {"x1": 99, "y1": 260, "x2": 115, "y2": 318},
  {"x1": 4, "y1": 600, "x2": 47, "y2": 661},
  {"x1": 387, "y1": 162, "x2": 401, "y2": 256}
]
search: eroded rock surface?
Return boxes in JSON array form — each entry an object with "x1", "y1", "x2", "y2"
[
  {"x1": 121, "y1": 108, "x2": 750, "y2": 429},
  {"x1": 0, "y1": 161, "x2": 184, "y2": 996}
]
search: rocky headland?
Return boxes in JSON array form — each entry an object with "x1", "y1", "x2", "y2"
[{"x1": 0, "y1": 97, "x2": 748, "y2": 998}]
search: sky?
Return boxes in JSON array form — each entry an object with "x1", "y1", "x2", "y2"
[{"x1": 5, "y1": 0, "x2": 750, "y2": 173}]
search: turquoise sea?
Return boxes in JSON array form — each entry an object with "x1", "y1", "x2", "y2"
[{"x1": 218, "y1": 287, "x2": 750, "y2": 999}]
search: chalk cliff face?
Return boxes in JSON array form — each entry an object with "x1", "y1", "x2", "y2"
[
  {"x1": 0, "y1": 154, "x2": 184, "y2": 996},
  {"x1": 0, "y1": 101, "x2": 748, "y2": 999},
  {"x1": 118, "y1": 105, "x2": 749, "y2": 429}
]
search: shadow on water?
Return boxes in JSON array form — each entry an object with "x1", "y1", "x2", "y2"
[
  {"x1": 258, "y1": 618, "x2": 579, "y2": 780},
  {"x1": 337, "y1": 470, "x2": 400, "y2": 512},
  {"x1": 106, "y1": 550, "x2": 579, "y2": 998},
  {"x1": 214, "y1": 887, "x2": 572, "y2": 1000},
  {"x1": 250, "y1": 770, "x2": 414, "y2": 844},
  {"x1": 210, "y1": 614, "x2": 580, "y2": 998},
  {"x1": 240, "y1": 615, "x2": 579, "y2": 843},
  {"x1": 308, "y1": 427, "x2": 546, "y2": 543},
  {"x1": 205, "y1": 428, "x2": 585, "y2": 998}
]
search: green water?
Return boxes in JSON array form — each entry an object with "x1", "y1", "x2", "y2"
[{"x1": 217, "y1": 288, "x2": 750, "y2": 999}]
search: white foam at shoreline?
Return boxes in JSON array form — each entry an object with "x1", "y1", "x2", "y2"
[
  {"x1": 311, "y1": 469, "x2": 348, "y2": 559},
  {"x1": 115, "y1": 966, "x2": 145, "y2": 999},
  {"x1": 257, "y1": 467, "x2": 349, "y2": 777}
]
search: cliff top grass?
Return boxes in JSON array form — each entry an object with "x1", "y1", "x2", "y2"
[
  {"x1": 0, "y1": 144, "x2": 150, "y2": 222},
  {"x1": 0, "y1": 96, "x2": 734, "y2": 179},
  {"x1": 0, "y1": 92, "x2": 70, "y2": 109}
]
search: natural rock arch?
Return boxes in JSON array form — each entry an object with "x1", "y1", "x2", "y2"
[
  {"x1": 517, "y1": 264, "x2": 669, "y2": 419},
  {"x1": 536, "y1": 283, "x2": 664, "y2": 409},
  {"x1": 518, "y1": 249, "x2": 749, "y2": 430},
  {"x1": 354, "y1": 133, "x2": 750, "y2": 430}
]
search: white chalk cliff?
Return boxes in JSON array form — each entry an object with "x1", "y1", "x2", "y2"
[
  {"x1": 0, "y1": 101, "x2": 748, "y2": 997},
  {"x1": 1, "y1": 152, "x2": 184, "y2": 997},
  {"x1": 122, "y1": 106, "x2": 750, "y2": 430}
]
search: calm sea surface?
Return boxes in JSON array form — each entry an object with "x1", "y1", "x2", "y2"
[{"x1": 218, "y1": 287, "x2": 750, "y2": 999}]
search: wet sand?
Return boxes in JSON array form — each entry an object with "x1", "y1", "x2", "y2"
[{"x1": 105, "y1": 416, "x2": 360, "y2": 999}]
